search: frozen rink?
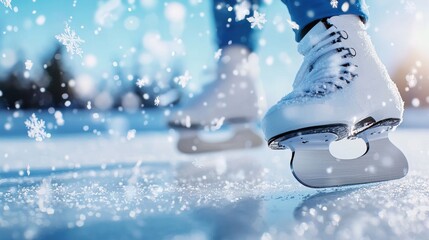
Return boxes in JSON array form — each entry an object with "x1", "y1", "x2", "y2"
[{"x1": 1, "y1": 110, "x2": 428, "y2": 239}]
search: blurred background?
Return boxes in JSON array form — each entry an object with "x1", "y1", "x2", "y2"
[{"x1": 0, "y1": 0, "x2": 428, "y2": 133}]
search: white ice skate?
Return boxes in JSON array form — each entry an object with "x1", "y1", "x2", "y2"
[
  {"x1": 262, "y1": 15, "x2": 408, "y2": 188},
  {"x1": 169, "y1": 46, "x2": 263, "y2": 154}
]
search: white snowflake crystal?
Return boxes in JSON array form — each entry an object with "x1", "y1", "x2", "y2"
[
  {"x1": 234, "y1": 1, "x2": 251, "y2": 21},
  {"x1": 404, "y1": 1, "x2": 416, "y2": 13},
  {"x1": 210, "y1": 117, "x2": 225, "y2": 131},
  {"x1": 55, "y1": 23, "x2": 85, "y2": 57},
  {"x1": 214, "y1": 48, "x2": 222, "y2": 60},
  {"x1": 287, "y1": 19, "x2": 300, "y2": 30},
  {"x1": 330, "y1": 0, "x2": 338, "y2": 8},
  {"x1": 174, "y1": 71, "x2": 192, "y2": 88},
  {"x1": 406, "y1": 74, "x2": 417, "y2": 88},
  {"x1": 0, "y1": 0, "x2": 12, "y2": 9},
  {"x1": 154, "y1": 96, "x2": 160, "y2": 106},
  {"x1": 247, "y1": 10, "x2": 267, "y2": 29},
  {"x1": 127, "y1": 129, "x2": 136, "y2": 140},
  {"x1": 136, "y1": 76, "x2": 149, "y2": 88},
  {"x1": 25, "y1": 113, "x2": 51, "y2": 142},
  {"x1": 25, "y1": 60, "x2": 33, "y2": 70}
]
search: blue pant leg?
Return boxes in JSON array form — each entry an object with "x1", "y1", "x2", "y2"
[
  {"x1": 281, "y1": 0, "x2": 369, "y2": 41},
  {"x1": 212, "y1": 0, "x2": 261, "y2": 52}
]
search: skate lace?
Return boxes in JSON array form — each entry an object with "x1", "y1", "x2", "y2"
[{"x1": 287, "y1": 25, "x2": 358, "y2": 99}]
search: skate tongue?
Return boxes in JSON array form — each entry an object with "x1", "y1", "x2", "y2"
[
  {"x1": 297, "y1": 21, "x2": 331, "y2": 55},
  {"x1": 326, "y1": 14, "x2": 364, "y2": 31}
]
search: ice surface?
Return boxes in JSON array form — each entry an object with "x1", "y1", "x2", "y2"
[{"x1": 1, "y1": 111, "x2": 429, "y2": 239}]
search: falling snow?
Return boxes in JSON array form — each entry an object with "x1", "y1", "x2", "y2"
[
  {"x1": 0, "y1": 1, "x2": 428, "y2": 239},
  {"x1": 406, "y1": 73, "x2": 418, "y2": 88},
  {"x1": 127, "y1": 129, "x2": 136, "y2": 140},
  {"x1": 0, "y1": 0, "x2": 12, "y2": 9},
  {"x1": 287, "y1": 19, "x2": 300, "y2": 30},
  {"x1": 174, "y1": 71, "x2": 192, "y2": 88},
  {"x1": 214, "y1": 48, "x2": 222, "y2": 60},
  {"x1": 404, "y1": 1, "x2": 416, "y2": 13},
  {"x1": 210, "y1": 117, "x2": 225, "y2": 131},
  {"x1": 154, "y1": 96, "x2": 160, "y2": 106},
  {"x1": 55, "y1": 23, "x2": 85, "y2": 57},
  {"x1": 247, "y1": 10, "x2": 267, "y2": 29},
  {"x1": 24, "y1": 113, "x2": 51, "y2": 142},
  {"x1": 24, "y1": 60, "x2": 33, "y2": 70},
  {"x1": 234, "y1": 1, "x2": 251, "y2": 21},
  {"x1": 136, "y1": 77, "x2": 150, "y2": 88}
]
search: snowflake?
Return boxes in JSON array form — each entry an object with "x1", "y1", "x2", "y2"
[
  {"x1": 405, "y1": 74, "x2": 417, "y2": 88},
  {"x1": 25, "y1": 60, "x2": 33, "y2": 70},
  {"x1": 330, "y1": 0, "x2": 338, "y2": 8},
  {"x1": 181, "y1": 115, "x2": 191, "y2": 128},
  {"x1": 127, "y1": 129, "x2": 136, "y2": 140},
  {"x1": 174, "y1": 71, "x2": 192, "y2": 88},
  {"x1": 210, "y1": 117, "x2": 225, "y2": 131},
  {"x1": 25, "y1": 113, "x2": 51, "y2": 142},
  {"x1": 287, "y1": 19, "x2": 300, "y2": 30},
  {"x1": 136, "y1": 76, "x2": 149, "y2": 88},
  {"x1": 154, "y1": 96, "x2": 160, "y2": 106},
  {"x1": 234, "y1": 1, "x2": 251, "y2": 21},
  {"x1": 1, "y1": 0, "x2": 12, "y2": 9},
  {"x1": 55, "y1": 23, "x2": 85, "y2": 57},
  {"x1": 247, "y1": 10, "x2": 267, "y2": 29},
  {"x1": 214, "y1": 48, "x2": 222, "y2": 60},
  {"x1": 404, "y1": 1, "x2": 416, "y2": 13}
]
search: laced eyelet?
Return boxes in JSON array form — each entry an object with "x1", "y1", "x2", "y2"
[
  {"x1": 338, "y1": 30, "x2": 349, "y2": 40},
  {"x1": 333, "y1": 30, "x2": 349, "y2": 43},
  {"x1": 345, "y1": 47, "x2": 357, "y2": 57}
]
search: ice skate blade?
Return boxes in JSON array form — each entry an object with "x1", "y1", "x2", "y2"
[
  {"x1": 291, "y1": 133, "x2": 408, "y2": 188},
  {"x1": 177, "y1": 126, "x2": 263, "y2": 154},
  {"x1": 268, "y1": 124, "x2": 349, "y2": 150}
]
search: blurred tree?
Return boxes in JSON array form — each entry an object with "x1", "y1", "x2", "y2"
[
  {"x1": 41, "y1": 44, "x2": 77, "y2": 108},
  {"x1": 0, "y1": 45, "x2": 79, "y2": 109}
]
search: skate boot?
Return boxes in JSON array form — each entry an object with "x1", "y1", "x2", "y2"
[
  {"x1": 262, "y1": 15, "x2": 408, "y2": 188},
  {"x1": 169, "y1": 45, "x2": 263, "y2": 154}
]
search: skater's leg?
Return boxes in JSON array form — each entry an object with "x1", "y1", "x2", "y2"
[
  {"x1": 280, "y1": 0, "x2": 369, "y2": 41},
  {"x1": 213, "y1": 0, "x2": 261, "y2": 51}
]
